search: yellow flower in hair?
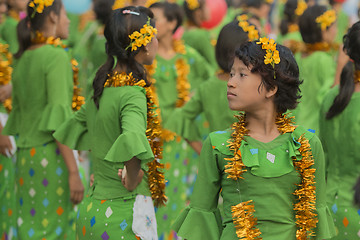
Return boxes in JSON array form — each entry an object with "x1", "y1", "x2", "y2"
[
  {"x1": 246, "y1": 25, "x2": 259, "y2": 41},
  {"x1": 315, "y1": 9, "x2": 337, "y2": 31},
  {"x1": 256, "y1": 37, "x2": 280, "y2": 76},
  {"x1": 295, "y1": 0, "x2": 307, "y2": 16},
  {"x1": 237, "y1": 14, "x2": 259, "y2": 42},
  {"x1": 186, "y1": 0, "x2": 200, "y2": 10},
  {"x1": 237, "y1": 14, "x2": 248, "y2": 22},
  {"x1": 145, "y1": 0, "x2": 160, "y2": 7},
  {"x1": 265, "y1": 0, "x2": 274, "y2": 4},
  {"x1": 127, "y1": 18, "x2": 157, "y2": 52},
  {"x1": 112, "y1": 0, "x2": 126, "y2": 10},
  {"x1": 29, "y1": 0, "x2": 54, "y2": 15}
]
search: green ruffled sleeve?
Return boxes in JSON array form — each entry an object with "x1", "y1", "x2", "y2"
[
  {"x1": 173, "y1": 136, "x2": 222, "y2": 239},
  {"x1": 309, "y1": 133, "x2": 336, "y2": 239},
  {"x1": 164, "y1": 88, "x2": 202, "y2": 141},
  {"x1": 53, "y1": 103, "x2": 89, "y2": 151},
  {"x1": 104, "y1": 86, "x2": 154, "y2": 163}
]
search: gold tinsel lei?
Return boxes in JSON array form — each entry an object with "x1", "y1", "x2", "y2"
[
  {"x1": 226, "y1": 113, "x2": 317, "y2": 240},
  {"x1": 355, "y1": 70, "x2": 360, "y2": 83},
  {"x1": 145, "y1": 39, "x2": 191, "y2": 142},
  {"x1": 0, "y1": 43, "x2": 13, "y2": 112},
  {"x1": 104, "y1": 72, "x2": 167, "y2": 207},
  {"x1": 304, "y1": 42, "x2": 339, "y2": 54},
  {"x1": 31, "y1": 32, "x2": 85, "y2": 111}
]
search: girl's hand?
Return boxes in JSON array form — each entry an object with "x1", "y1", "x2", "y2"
[
  {"x1": 0, "y1": 84, "x2": 12, "y2": 102},
  {"x1": 68, "y1": 172, "x2": 84, "y2": 204},
  {"x1": 118, "y1": 167, "x2": 144, "y2": 191},
  {"x1": 0, "y1": 134, "x2": 12, "y2": 157}
]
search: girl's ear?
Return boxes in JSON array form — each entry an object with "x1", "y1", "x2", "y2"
[
  {"x1": 48, "y1": 10, "x2": 59, "y2": 24},
  {"x1": 265, "y1": 85, "x2": 278, "y2": 99}
]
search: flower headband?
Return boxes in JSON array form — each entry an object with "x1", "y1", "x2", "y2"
[
  {"x1": 126, "y1": 17, "x2": 157, "y2": 51},
  {"x1": 295, "y1": 0, "x2": 307, "y2": 16},
  {"x1": 28, "y1": 0, "x2": 54, "y2": 17},
  {"x1": 315, "y1": 9, "x2": 337, "y2": 31},
  {"x1": 256, "y1": 37, "x2": 280, "y2": 78},
  {"x1": 236, "y1": 15, "x2": 259, "y2": 41},
  {"x1": 186, "y1": 0, "x2": 200, "y2": 10}
]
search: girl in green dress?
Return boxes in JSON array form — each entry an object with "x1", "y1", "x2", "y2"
[
  {"x1": 166, "y1": 20, "x2": 259, "y2": 149},
  {"x1": 0, "y1": 1, "x2": 17, "y2": 239},
  {"x1": 319, "y1": 21, "x2": 360, "y2": 240},
  {"x1": 3, "y1": 1, "x2": 85, "y2": 239},
  {"x1": 173, "y1": 39, "x2": 335, "y2": 239},
  {"x1": 148, "y1": 2, "x2": 211, "y2": 238},
  {"x1": 54, "y1": 6, "x2": 164, "y2": 239},
  {"x1": 294, "y1": 5, "x2": 338, "y2": 133}
]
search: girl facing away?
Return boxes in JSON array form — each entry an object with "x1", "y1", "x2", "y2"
[
  {"x1": 54, "y1": 6, "x2": 165, "y2": 240},
  {"x1": 173, "y1": 39, "x2": 335, "y2": 239}
]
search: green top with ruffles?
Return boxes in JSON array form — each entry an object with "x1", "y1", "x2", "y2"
[
  {"x1": 3, "y1": 44, "x2": 73, "y2": 147},
  {"x1": 0, "y1": 16, "x2": 19, "y2": 54},
  {"x1": 173, "y1": 126, "x2": 335, "y2": 239},
  {"x1": 54, "y1": 85, "x2": 154, "y2": 200}
]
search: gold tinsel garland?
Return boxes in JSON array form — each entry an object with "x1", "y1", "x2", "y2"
[
  {"x1": 226, "y1": 113, "x2": 317, "y2": 239},
  {"x1": 355, "y1": 70, "x2": 360, "y2": 83},
  {"x1": 0, "y1": 43, "x2": 13, "y2": 112},
  {"x1": 32, "y1": 32, "x2": 85, "y2": 111},
  {"x1": 304, "y1": 42, "x2": 339, "y2": 54},
  {"x1": 104, "y1": 72, "x2": 167, "y2": 207},
  {"x1": 7, "y1": 10, "x2": 20, "y2": 21},
  {"x1": 145, "y1": 39, "x2": 191, "y2": 141}
]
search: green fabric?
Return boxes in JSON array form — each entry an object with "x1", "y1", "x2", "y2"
[
  {"x1": 165, "y1": 76, "x2": 236, "y2": 141},
  {"x1": 0, "y1": 16, "x2": 18, "y2": 54},
  {"x1": 277, "y1": 31, "x2": 302, "y2": 45},
  {"x1": 319, "y1": 87, "x2": 360, "y2": 239},
  {"x1": 173, "y1": 126, "x2": 335, "y2": 239},
  {"x1": 153, "y1": 45, "x2": 212, "y2": 125},
  {"x1": 210, "y1": 7, "x2": 241, "y2": 40},
  {"x1": 54, "y1": 85, "x2": 154, "y2": 200},
  {"x1": 334, "y1": 9, "x2": 349, "y2": 44},
  {"x1": 3, "y1": 45, "x2": 73, "y2": 147},
  {"x1": 182, "y1": 28, "x2": 217, "y2": 69},
  {"x1": 294, "y1": 51, "x2": 336, "y2": 134}
]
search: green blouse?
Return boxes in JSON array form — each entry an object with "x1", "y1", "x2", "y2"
[
  {"x1": 173, "y1": 126, "x2": 335, "y2": 239},
  {"x1": 54, "y1": 86, "x2": 154, "y2": 200},
  {"x1": 3, "y1": 45, "x2": 73, "y2": 147},
  {"x1": 153, "y1": 45, "x2": 212, "y2": 124},
  {"x1": 1, "y1": 16, "x2": 19, "y2": 54},
  {"x1": 294, "y1": 51, "x2": 335, "y2": 134},
  {"x1": 182, "y1": 28, "x2": 217, "y2": 69},
  {"x1": 319, "y1": 87, "x2": 360, "y2": 206},
  {"x1": 165, "y1": 76, "x2": 237, "y2": 141}
]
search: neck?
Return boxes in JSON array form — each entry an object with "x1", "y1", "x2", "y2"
[
  {"x1": 158, "y1": 35, "x2": 175, "y2": 59},
  {"x1": 245, "y1": 108, "x2": 280, "y2": 143}
]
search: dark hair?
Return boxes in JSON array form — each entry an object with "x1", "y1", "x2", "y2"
[
  {"x1": 216, "y1": 20, "x2": 250, "y2": 72},
  {"x1": 92, "y1": 6, "x2": 155, "y2": 108},
  {"x1": 15, "y1": 0, "x2": 62, "y2": 58},
  {"x1": 279, "y1": 0, "x2": 298, "y2": 35},
  {"x1": 93, "y1": 0, "x2": 115, "y2": 25},
  {"x1": 299, "y1": 5, "x2": 328, "y2": 44},
  {"x1": 235, "y1": 41, "x2": 302, "y2": 113},
  {"x1": 149, "y1": 2, "x2": 183, "y2": 33},
  {"x1": 183, "y1": 0, "x2": 205, "y2": 26},
  {"x1": 241, "y1": 0, "x2": 267, "y2": 8},
  {"x1": 326, "y1": 21, "x2": 360, "y2": 119}
]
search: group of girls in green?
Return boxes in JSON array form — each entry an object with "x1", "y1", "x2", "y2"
[{"x1": 0, "y1": 0, "x2": 360, "y2": 239}]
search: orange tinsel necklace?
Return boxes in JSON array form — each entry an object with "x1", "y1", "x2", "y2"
[
  {"x1": 31, "y1": 31, "x2": 85, "y2": 111},
  {"x1": 0, "y1": 43, "x2": 13, "y2": 112},
  {"x1": 304, "y1": 42, "x2": 339, "y2": 54},
  {"x1": 225, "y1": 113, "x2": 318, "y2": 240},
  {"x1": 103, "y1": 72, "x2": 167, "y2": 207},
  {"x1": 145, "y1": 39, "x2": 190, "y2": 142},
  {"x1": 355, "y1": 70, "x2": 360, "y2": 83}
]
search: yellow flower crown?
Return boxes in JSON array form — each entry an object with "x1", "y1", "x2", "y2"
[
  {"x1": 186, "y1": 0, "x2": 200, "y2": 10},
  {"x1": 295, "y1": 0, "x2": 307, "y2": 16},
  {"x1": 29, "y1": 0, "x2": 54, "y2": 16},
  {"x1": 145, "y1": 0, "x2": 160, "y2": 7},
  {"x1": 126, "y1": 18, "x2": 157, "y2": 51},
  {"x1": 265, "y1": 0, "x2": 274, "y2": 4},
  {"x1": 256, "y1": 37, "x2": 280, "y2": 78},
  {"x1": 236, "y1": 15, "x2": 259, "y2": 41},
  {"x1": 112, "y1": 0, "x2": 127, "y2": 10},
  {"x1": 315, "y1": 9, "x2": 336, "y2": 31}
]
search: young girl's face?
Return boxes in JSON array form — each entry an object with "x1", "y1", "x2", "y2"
[
  {"x1": 227, "y1": 57, "x2": 271, "y2": 112},
  {"x1": 142, "y1": 34, "x2": 158, "y2": 65},
  {"x1": 150, "y1": 7, "x2": 174, "y2": 40},
  {"x1": 322, "y1": 23, "x2": 337, "y2": 43},
  {"x1": 0, "y1": 0, "x2": 7, "y2": 24},
  {"x1": 9, "y1": 0, "x2": 27, "y2": 12},
  {"x1": 55, "y1": 5, "x2": 70, "y2": 40}
]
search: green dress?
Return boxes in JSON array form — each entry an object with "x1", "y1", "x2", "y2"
[
  {"x1": 334, "y1": 9, "x2": 349, "y2": 44},
  {"x1": 0, "y1": 40, "x2": 17, "y2": 240},
  {"x1": 319, "y1": 86, "x2": 360, "y2": 239},
  {"x1": 165, "y1": 75, "x2": 237, "y2": 141},
  {"x1": 294, "y1": 51, "x2": 336, "y2": 134},
  {"x1": 153, "y1": 45, "x2": 212, "y2": 239},
  {"x1": 3, "y1": 44, "x2": 78, "y2": 240},
  {"x1": 182, "y1": 28, "x2": 217, "y2": 69},
  {"x1": 54, "y1": 85, "x2": 156, "y2": 239},
  {"x1": 1, "y1": 16, "x2": 19, "y2": 54},
  {"x1": 173, "y1": 126, "x2": 335, "y2": 239}
]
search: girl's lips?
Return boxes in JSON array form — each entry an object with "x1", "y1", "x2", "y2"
[{"x1": 227, "y1": 91, "x2": 236, "y2": 97}]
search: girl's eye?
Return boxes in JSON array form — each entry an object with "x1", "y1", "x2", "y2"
[
  {"x1": 240, "y1": 73, "x2": 246, "y2": 77},
  {"x1": 230, "y1": 72, "x2": 235, "y2": 78}
]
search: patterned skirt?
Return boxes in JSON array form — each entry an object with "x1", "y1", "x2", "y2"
[{"x1": 15, "y1": 141, "x2": 79, "y2": 239}]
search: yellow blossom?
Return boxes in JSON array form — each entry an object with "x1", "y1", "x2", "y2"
[
  {"x1": 186, "y1": 0, "x2": 200, "y2": 10},
  {"x1": 29, "y1": 0, "x2": 54, "y2": 16},
  {"x1": 315, "y1": 9, "x2": 336, "y2": 31},
  {"x1": 295, "y1": 0, "x2": 307, "y2": 16},
  {"x1": 127, "y1": 18, "x2": 157, "y2": 52}
]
